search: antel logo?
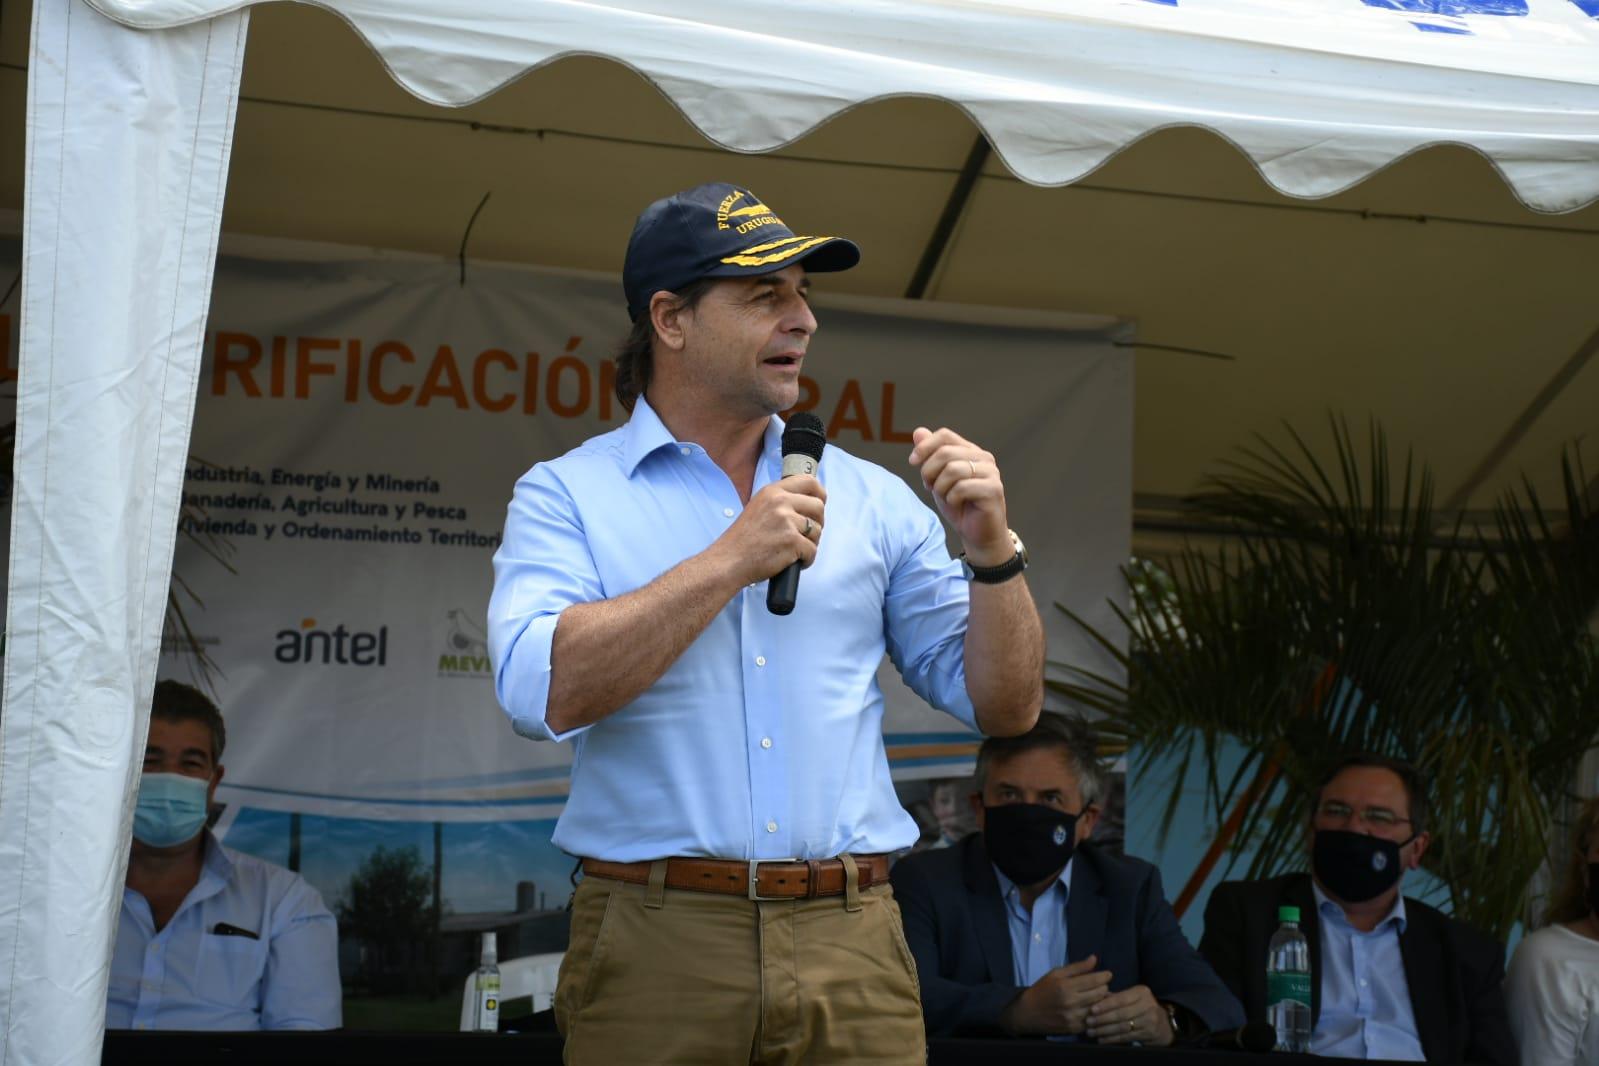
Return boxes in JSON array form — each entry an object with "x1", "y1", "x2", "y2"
[{"x1": 274, "y1": 617, "x2": 388, "y2": 667}]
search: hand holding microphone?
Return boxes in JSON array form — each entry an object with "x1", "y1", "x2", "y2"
[
  {"x1": 767, "y1": 413, "x2": 826, "y2": 615},
  {"x1": 707, "y1": 413, "x2": 826, "y2": 607}
]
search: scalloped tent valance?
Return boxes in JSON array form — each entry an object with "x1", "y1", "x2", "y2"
[{"x1": 90, "y1": 0, "x2": 1599, "y2": 213}]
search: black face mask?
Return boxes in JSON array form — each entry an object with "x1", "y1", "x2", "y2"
[
  {"x1": 1313, "y1": 829, "x2": 1412, "y2": 903},
  {"x1": 983, "y1": 803, "x2": 1079, "y2": 886},
  {"x1": 1587, "y1": 863, "x2": 1599, "y2": 918}
]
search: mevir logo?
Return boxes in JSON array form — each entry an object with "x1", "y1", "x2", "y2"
[
  {"x1": 438, "y1": 608, "x2": 492, "y2": 679},
  {"x1": 275, "y1": 617, "x2": 388, "y2": 666}
]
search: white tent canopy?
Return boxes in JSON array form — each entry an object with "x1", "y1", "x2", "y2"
[
  {"x1": 3, "y1": 0, "x2": 1599, "y2": 1061},
  {"x1": 80, "y1": 0, "x2": 1599, "y2": 210}
]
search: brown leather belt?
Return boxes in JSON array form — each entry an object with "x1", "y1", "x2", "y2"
[{"x1": 581, "y1": 855, "x2": 891, "y2": 901}]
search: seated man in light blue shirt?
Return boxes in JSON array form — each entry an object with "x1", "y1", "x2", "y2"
[
  {"x1": 1200, "y1": 753, "x2": 1515, "y2": 1064},
  {"x1": 107, "y1": 681, "x2": 340, "y2": 1031},
  {"x1": 488, "y1": 182, "x2": 1045, "y2": 1065}
]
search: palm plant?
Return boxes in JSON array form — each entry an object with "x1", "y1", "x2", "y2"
[
  {"x1": 165, "y1": 480, "x2": 237, "y2": 693},
  {"x1": 1055, "y1": 416, "x2": 1599, "y2": 939}
]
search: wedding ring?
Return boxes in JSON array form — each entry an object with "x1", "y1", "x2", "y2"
[
  {"x1": 966, "y1": 459, "x2": 978, "y2": 479},
  {"x1": 802, "y1": 517, "x2": 813, "y2": 537}
]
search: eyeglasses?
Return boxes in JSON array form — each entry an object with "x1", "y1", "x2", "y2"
[{"x1": 1316, "y1": 800, "x2": 1412, "y2": 830}]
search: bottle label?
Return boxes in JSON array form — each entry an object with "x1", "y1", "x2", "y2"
[
  {"x1": 475, "y1": 975, "x2": 501, "y2": 1031},
  {"x1": 1267, "y1": 971, "x2": 1310, "y2": 1007}
]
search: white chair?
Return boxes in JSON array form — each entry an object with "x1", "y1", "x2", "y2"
[{"x1": 458, "y1": 950, "x2": 564, "y2": 1030}]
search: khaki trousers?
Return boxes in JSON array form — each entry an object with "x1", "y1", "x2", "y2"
[{"x1": 556, "y1": 862, "x2": 927, "y2": 1065}]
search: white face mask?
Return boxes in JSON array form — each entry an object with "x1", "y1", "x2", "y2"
[{"x1": 132, "y1": 772, "x2": 210, "y2": 847}]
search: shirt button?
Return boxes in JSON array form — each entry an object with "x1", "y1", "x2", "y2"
[
  {"x1": 1033, "y1": 933, "x2": 1042, "y2": 942},
  {"x1": 679, "y1": 446, "x2": 691, "y2": 456},
  {"x1": 760, "y1": 737, "x2": 773, "y2": 749},
  {"x1": 723, "y1": 507, "x2": 734, "y2": 517},
  {"x1": 766, "y1": 821, "x2": 778, "y2": 833},
  {"x1": 755, "y1": 656, "x2": 766, "y2": 667}
]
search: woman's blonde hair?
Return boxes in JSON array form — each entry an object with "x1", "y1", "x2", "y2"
[{"x1": 1544, "y1": 795, "x2": 1599, "y2": 926}]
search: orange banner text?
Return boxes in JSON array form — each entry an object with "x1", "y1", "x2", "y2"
[{"x1": 207, "y1": 330, "x2": 917, "y2": 441}]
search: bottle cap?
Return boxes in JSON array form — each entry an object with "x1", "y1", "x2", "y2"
[
  {"x1": 481, "y1": 931, "x2": 498, "y2": 964},
  {"x1": 1278, "y1": 905, "x2": 1300, "y2": 923}
]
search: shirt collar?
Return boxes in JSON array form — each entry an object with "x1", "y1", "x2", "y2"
[
  {"x1": 991, "y1": 856, "x2": 1074, "y2": 905},
  {"x1": 620, "y1": 394, "x2": 679, "y2": 476},
  {"x1": 1312, "y1": 878, "x2": 1407, "y2": 933},
  {"x1": 192, "y1": 828, "x2": 236, "y2": 902},
  {"x1": 620, "y1": 394, "x2": 787, "y2": 479},
  {"x1": 123, "y1": 830, "x2": 235, "y2": 925},
  {"x1": 759, "y1": 414, "x2": 784, "y2": 474}
]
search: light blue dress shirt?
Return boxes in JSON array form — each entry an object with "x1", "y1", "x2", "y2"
[
  {"x1": 994, "y1": 860, "x2": 1074, "y2": 987},
  {"x1": 488, "y1": 397, "x2": 978, "y2": 861},
  {"x1": 1312, "y1": 882, "x2": 1426, "y2": 1060},
  {"x1": 106, "y1": 832, "x2": 341, "y2": 1031}
]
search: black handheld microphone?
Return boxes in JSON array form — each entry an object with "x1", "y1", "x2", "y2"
[
  {"x1": 1182, "y1": 1021, "x2": 1278, "y2": 1053},
  {"x1": 766, "y1": 413, "x2": 826, "y2": 616}
]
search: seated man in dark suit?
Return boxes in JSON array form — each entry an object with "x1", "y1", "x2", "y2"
[
  {"x1": 1199, "y1": 753, "x2": 1515, "y2": 1064},
  {"x1": 890, "y1": 714, "x2": 1244, "y2": 1042}
]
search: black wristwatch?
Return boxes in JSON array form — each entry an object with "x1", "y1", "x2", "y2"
[{"x1": 960, "y1": 530, "x2": 1028, "y2": 585}]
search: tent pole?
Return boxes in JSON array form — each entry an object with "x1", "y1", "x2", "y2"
[
  {"x1": 0, "y1": 5, "x2": 248, "y2": 1061},
  {"x1": 1442, "y1": 323, "x2": 1599, "y2": 513},
  {"x1": 904, "y1": 135, "x2": 990, "y2": 299}
]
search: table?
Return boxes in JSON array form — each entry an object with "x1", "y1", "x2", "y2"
[{"x1": 102, "y1": 1031, "x2": 1429, "y2": 1065}]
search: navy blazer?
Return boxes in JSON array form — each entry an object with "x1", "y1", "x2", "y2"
[
  {"x1": 890, "y1": 834, "x2": 1246, "y2": 1038},
  {"x1": 1199, "y1": 873, "x2": 1516, "y2": 1066}
]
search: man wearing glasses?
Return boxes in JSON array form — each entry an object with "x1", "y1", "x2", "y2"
[{"x1": 1200, "y1": 753, "x2": 1514, "y2": 1064}]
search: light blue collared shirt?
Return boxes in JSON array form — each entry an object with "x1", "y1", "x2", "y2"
[
  {"x1": 488, "y1": 397, "x2": 978, "y2": 861},
  {"x1": 107, "y1": 832, "x2": 341, "y2": 1031},
  {"x1": 994, "y1": 859, "x2": 1074, "y2": 987},
  {"x1": 1312, "y1": 882, "x2": 1426, "y2": 1061}
]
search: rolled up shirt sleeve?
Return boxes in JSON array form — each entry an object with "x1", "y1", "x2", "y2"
[
  {"x1": 488, "y1": 463, "x2": 606, "y2": 743},
  {"x1": 881, "y1": 478, "x2": 977, "y2": 729}
]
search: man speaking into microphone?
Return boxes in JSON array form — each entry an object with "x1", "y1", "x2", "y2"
[{"x1": 487, "y1": 182, "x2": 1043, "y2": 1065}]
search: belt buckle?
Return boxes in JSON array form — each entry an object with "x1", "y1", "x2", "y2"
[{"x1": 747, "y1": 858, "x2": 799, "y2": 901}]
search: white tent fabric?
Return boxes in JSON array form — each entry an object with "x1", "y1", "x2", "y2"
[
  {"x1": 81, "y1": 0, "x2": 1599, "y2": 212},
  {"x1": 4, "y1": 0, "x2": 1599, "y2": 1063},
  {"x1": 0, "y1": 1, "x2": 246, "y2": 1061}
]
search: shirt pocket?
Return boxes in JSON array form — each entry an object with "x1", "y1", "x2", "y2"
[{"x1": 195, "y1": 933, "x2": 268, "y2": 1014}]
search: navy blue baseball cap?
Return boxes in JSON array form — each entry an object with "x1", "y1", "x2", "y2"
[{"x1": 623, "y1": 182, "x2": 860, "y2": 320}]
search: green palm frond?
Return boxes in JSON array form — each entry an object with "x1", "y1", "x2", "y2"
[
  {"x1": 163, "y1": 465, "x2": 241, "y2": 694},
  {"x1": 1052, "y1": 416, "x2": 1599, "y2": 938}
]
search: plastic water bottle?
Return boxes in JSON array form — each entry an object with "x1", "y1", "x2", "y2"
[
  {"x1": 473, "y1": 931, "x2": 501, "y2": 1032},
  {"x1": 1267, "y1": 905, "x2": 1312, "y2": 1052}
]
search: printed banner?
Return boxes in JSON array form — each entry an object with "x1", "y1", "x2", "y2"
[{"x1": 0, "y1": 241, "x2": 1129, "y2": 914}]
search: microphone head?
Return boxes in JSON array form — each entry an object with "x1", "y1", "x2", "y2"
[{"x1": 780, "y1": 412, "x2": 826, "y2": 461}]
